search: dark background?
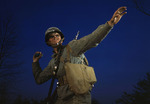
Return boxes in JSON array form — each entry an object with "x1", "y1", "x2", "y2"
[{"x1": 0, "y1": 0, "x2": 150, "y2": 103}]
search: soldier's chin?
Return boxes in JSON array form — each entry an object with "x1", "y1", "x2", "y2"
[
  {"x1": 51, "y1": 43, "x2": 60, "y2": 48},
  {"x1": 53, "y1": 42, "x2": 59, "y2": 45}
]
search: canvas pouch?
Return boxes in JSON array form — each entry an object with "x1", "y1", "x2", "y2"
[{"x1": 61, "y1": 45, "x2": 97, "y2": 94}]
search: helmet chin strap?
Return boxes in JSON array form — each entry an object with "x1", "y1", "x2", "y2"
[{"x1": 51, "y1": 38, "x2": 64, "y2": 48}]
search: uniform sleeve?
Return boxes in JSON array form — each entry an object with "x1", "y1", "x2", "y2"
[
  {"x1": 68, "y1": 22, "x2": 113, "y2": 56},
  {"x1": 32, "y1": 61, "x2": 53, "y2": 84}
]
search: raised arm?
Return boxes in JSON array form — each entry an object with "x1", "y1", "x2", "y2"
[
  {"x1": 32, "y1": 52, "x2": 53, "y2": 84},
  {"x1": 68, "y1": 7, "x2": 127, "y2": 56}
]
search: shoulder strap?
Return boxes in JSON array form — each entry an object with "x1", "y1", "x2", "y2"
[
  {"x1": 46, "y1": 45, "x2": 66, "y2": 103},
  {"x1": 60, "y1": 45, "x2": 71, "y2": 63},
  {"x1": 53, "y1": 45, "x2": 66, "y2": 76},
  {"x1": 84, "y1": 56, "x2": 89, "y2": 66},
  {"x1": 60, "y1": 45, "x2": 89, "y2": 65}
]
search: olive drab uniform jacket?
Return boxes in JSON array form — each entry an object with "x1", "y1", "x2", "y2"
[{"x1": 32, "y1": 22, "x2": 113, "y2": 104}]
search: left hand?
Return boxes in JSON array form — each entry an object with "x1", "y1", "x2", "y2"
[{"x1": 108, "y1": 6, "x2": 127, "y2": 26}]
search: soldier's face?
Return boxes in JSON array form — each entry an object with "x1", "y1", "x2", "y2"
[{"x1": 48, "y1": 32, "x2": 62, "y2": 45}]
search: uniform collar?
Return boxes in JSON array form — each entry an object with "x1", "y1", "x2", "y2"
[{"x1": 51, "y1": 45, "x2": 65, "y2": 58}]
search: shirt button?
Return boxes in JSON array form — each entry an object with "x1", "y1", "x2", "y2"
[
  {"x1": 53, "y1": 71, "x2": 56, "y2": 75},
  {"x1": 54, "y1": 66, "x2": 57, "y2": 70}
]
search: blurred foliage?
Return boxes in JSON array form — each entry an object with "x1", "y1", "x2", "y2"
[{"x1": 116, "y1": 72, "x2": 150, "y2": 104}]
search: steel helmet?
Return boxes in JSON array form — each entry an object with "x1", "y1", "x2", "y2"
[{"x1": 45, "y1": 27, "x2": 64, "y2": 44}]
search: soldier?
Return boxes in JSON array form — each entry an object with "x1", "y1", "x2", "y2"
[{"x1": 32, "y1": 7, "x2": 127, "y2": 104}]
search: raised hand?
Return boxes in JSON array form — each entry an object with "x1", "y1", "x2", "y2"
[
  {"x1": 33, "y1": 52, "x2": 43, "y2": 62},
  {"x1": 108, "y1": 6, "x2": 127, "y2": 26}
]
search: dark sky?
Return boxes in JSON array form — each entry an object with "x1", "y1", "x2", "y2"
[{"x1": 1, "y1": 0, "x2": 150, "y2": 103}]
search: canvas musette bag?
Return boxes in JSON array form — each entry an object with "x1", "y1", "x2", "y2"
[{"x1": 61, "y1": 45, "x2": 97, "y2": 94}]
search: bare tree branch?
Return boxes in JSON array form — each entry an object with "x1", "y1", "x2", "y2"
[
  {"x1": 123, "y1": 0, "x2": 150, "y2": 16},
  {"x1": 0, "y1": 15, "x2": 23, "y2": 104},
  {"x1": 133, "y1": 0, "x2": 150, "y2": 16}
]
